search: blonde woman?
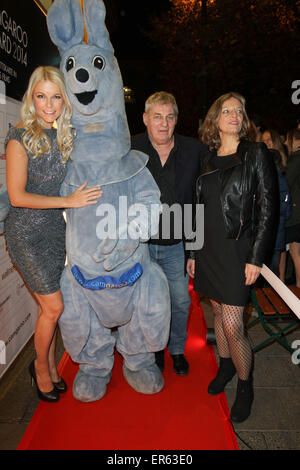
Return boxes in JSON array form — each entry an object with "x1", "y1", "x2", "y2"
[
  {"x1": 5, "y1": 66, "x2": 102, "y2": 402},
  {"x1": 187, "y1": 92, "x2": 278, "y2": 422}
]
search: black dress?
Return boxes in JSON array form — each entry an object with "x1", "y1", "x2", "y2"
[
  {"x1": 194, "y1": 153, "x2": 252, "y2": 306},
  {"x1": 4, "y1": 127, "x2": 67, "y2": 295}
]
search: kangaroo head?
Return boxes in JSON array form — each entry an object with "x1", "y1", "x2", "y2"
[{"x1": 47, "y1": 0, "x2": 125, "y2": 122}]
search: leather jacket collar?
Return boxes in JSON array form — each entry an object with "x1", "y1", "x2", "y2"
[{"x1": 200, "y1": 139, "x2": 251, "y2": 176}]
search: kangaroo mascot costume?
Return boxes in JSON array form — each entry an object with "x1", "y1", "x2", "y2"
[{"x1": 47, "y1": 0, "x2": 170, "y2": 402}]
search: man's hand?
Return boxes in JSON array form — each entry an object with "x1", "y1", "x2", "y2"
[{"x1": 187, "y1": 258, "x2": 195, "y2": 278}]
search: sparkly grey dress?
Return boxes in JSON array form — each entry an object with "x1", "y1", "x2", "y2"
[{"x1": 4, "y1": 127, "x2": 67, "y2": 294}]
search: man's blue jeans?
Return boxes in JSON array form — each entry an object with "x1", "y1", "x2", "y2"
[{"x1": 149, "y1": 241, "x2": 191, "y2": 355}]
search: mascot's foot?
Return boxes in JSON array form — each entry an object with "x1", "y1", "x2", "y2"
[
  {"x1": 123, "y1": 363, "x2": 164, "y2": 395},
  {"x1": 73, "y1": 370, "x2": 109, "y2": 403}
]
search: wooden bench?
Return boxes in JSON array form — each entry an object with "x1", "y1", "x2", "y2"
[{"x1": 248, "y1": 286, "x2": 300, "y2": 357}]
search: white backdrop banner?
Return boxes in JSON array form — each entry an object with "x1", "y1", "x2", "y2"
[
  {"x1": 0, "y1": 93, "x2": 38, "y2": 378},
  {"x1": 0, "y1": 237, "x2": 38, "y2": 377}
]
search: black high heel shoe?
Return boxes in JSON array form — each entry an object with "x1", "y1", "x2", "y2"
[
  {"x1": 29, "y1": 360, "x2": 60, "y2": 403},
  {"x1": 53, "y1": 377, "x2": 67, "y2": 394}
]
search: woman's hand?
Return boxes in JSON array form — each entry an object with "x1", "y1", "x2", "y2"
[
  {"x1": 66, "y1": 182, "x2": 103, "y2": 208},
  {"x1": 245, "y1": 263, "x2": 261, "y2": 286},
  {"x1": 6, "y1": 139, "x2": 102, "y2": 209},
  {"x1": 187, "y1": 258, "x2": 195, "y2": 278}
]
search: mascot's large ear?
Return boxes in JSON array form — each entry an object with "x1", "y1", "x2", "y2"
[
  {"x1": 47, "y1": 0, "x2": 84, "y2": 55},
  {"x1": 83, "y1": 0, "x2": 114, "y2": 54}
]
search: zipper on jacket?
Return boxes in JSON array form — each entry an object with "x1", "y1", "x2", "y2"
[
  {"x1": 236, "y1": 219, "x2": 243, "y2": 240},
  {"x1": 196, "y1": 168, "x2": 219, "y2": 203},
  {"x1": 193, "y1": 169, "x2": 219, "y2": 238},
  {"x1": 235, "y1": 151, "x2": 248, "y2": 240}
]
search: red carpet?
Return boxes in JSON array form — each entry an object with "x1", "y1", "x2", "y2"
[{"x1": 18, "y1": 287, "x2": 238, "y2": 450}]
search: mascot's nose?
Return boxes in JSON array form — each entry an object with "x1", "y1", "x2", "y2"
[{"x1": 76, "y1": 68, "x2": 89, "y2": 83}]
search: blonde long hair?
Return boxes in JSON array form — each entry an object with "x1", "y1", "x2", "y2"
[
  {"x1": 199, "y1": 92, "x2": 250, "y2": 151},
  {"x1": 20, "y1": 66, "x2": 73, "y2": 162}
]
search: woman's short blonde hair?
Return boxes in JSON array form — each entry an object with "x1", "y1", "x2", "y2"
[
  {"x1": 21, "y1": 66, "x2": 73, "y2": 162},
  {"x1": 199, "y1": 92, "x2": 250, "y2": 150},
  {"x1": 145, "y1": 91, "x2": 178, "y2": 116}
]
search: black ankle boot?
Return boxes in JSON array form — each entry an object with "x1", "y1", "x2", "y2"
[
  {"x1": 230, "y1": 377, "x2": 254, "y2": 423},
  {"x1": 208, "y1": 357, "x2": 236, "y2": 395}
]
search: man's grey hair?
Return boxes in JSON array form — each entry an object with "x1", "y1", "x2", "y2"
[{"x1": 145, "y1": 91, "x2": 178, "y2": 116}]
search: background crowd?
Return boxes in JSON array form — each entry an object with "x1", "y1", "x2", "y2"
[{"x1": 247, "y1": 117, "x2": 300, "y2": 286}]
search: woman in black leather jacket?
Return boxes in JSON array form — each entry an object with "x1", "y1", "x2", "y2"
[{"x1": 187, "y1": 92, "x2": 278, "y2": 423}]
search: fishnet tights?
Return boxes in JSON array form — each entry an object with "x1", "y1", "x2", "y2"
[{"x1": 210, "y1": 299, "x2": 252, "y2": 380}]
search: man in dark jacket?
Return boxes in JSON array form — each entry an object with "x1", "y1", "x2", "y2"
[{"x1": 131, "y1": 91, "x2": 206, "y2": 375}]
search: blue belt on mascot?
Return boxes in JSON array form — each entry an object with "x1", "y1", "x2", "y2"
[{"x1": 71, "y1": 263, "x2": 143, "y2": 290}]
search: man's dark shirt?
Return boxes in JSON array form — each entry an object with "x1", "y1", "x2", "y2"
[{"x1": 131, "y1": 132, "x2": 206, "y2": 246}]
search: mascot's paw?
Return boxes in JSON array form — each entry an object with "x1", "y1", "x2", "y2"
[
  {"x1": 123, "y1": 363, "x2": 164, "y2": 395},
  {"x1": 93, "y1": 237, "x2": 139, "y2": 271},
  {"x1": 73, "y1": 370, "x2": 109, "y2": 403}
]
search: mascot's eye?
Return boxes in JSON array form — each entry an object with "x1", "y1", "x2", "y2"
[
  {"x1": 66, "y1": 56, "x2": 75, "y2": 72},
  {"x1": 93, "y1": 56, "x2": 105, "y2": 70}
]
